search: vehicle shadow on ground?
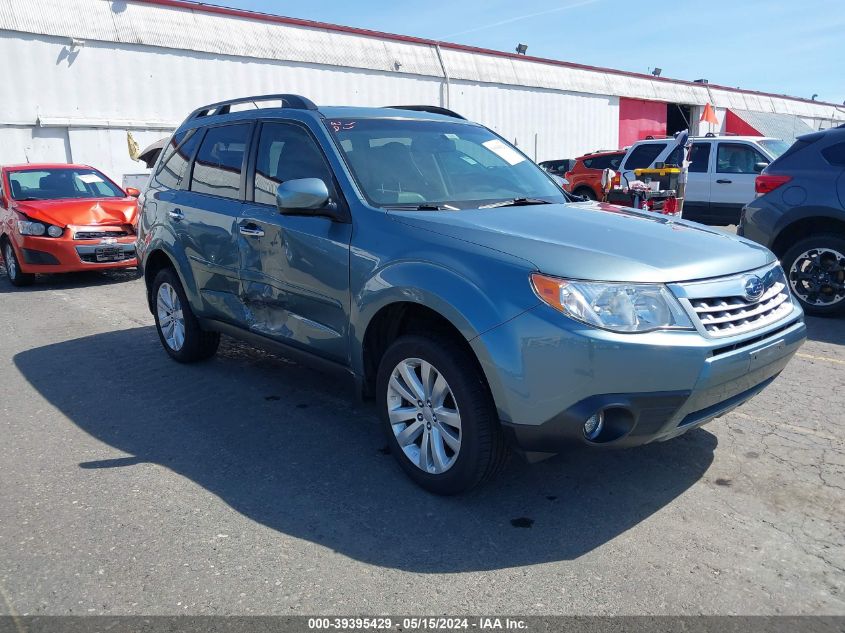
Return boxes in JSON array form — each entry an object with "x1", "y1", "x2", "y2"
[
  {"x1": 0, "y1": 266, "x2": 140, "y2": 294},
  {"x1": 804, "y1": 315, "x2": 845, "y2": 346},
  {"x1": 14, "y1": 326, "x2": 717, "y2": 573}
]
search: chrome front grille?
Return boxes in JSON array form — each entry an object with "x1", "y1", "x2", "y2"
[{"x1": 678, "y1": 265, "x2": 795, "y2": 338}]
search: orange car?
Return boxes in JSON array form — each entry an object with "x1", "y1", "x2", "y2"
[
  {"x1": 0, "y1": 164, "x2": 140, "y2": 287},
  {"x1": 564, "y1": 149, "x2": 626, "y2": 200}
]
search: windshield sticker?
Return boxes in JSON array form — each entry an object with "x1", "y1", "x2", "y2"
[
  {"x1": 329, "y1": 120, "x2": 357, "y2": 132},
  {"x1": 78, "y1": 174, "x2": 104, "y2": 184},
  {"x1": 482, "y1": 139, "x2": 525, "y2": 166}
]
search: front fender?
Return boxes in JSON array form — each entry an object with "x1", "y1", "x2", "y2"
[{"x1": 349, "y1": 258, "x2": 539, "y2": 384}]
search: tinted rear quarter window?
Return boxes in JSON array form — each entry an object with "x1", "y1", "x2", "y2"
[
  {"x1": 665, "y1": 146, "x2": 683, "y2": 166},
  {"x1": 189, "y1": 124, "x2": 251, "y2": 199},
  {"x1": 623, "y1": 143, "x2": 667, "y2": 171},
  {"x1": 581, "y1": 154, "x2": 623, "y2": 170},
  {"x1": 155, "y1": 129, "x2": 202, "y2": 190},
  {"x1": 822, "y1": 142, "x2": 845, "y2": 167},
  {"x1": 588, "y1": 155, "x2": 610, "y2": 170},
  {"x1": 768, "y1": 138, "x2": 818, "y2": 169},
  {"x1": 688, "y1": 143, "x2": 711, "y2": 173}
]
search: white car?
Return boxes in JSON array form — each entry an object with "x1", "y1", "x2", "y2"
[{"x1": 616, "y1": 135, "x2": 791, "y2": 225}]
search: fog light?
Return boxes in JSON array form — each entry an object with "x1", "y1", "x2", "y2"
[{"x1": 583, "y1": 411, "x2": 605, "y2": 441}]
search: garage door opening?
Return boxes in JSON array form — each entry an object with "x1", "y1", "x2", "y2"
[{"x1": 667, "y1": 104, "x2": 692, "y2": 137}]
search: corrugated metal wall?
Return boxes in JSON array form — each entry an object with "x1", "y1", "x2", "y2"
[
  {"x1": 0, "y1": 0, "x2": 842, "y2": 183},
  {"x1": 0, "y1": 30, "x2": 618, "y2": 181}
]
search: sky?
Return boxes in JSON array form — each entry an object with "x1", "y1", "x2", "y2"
[{"x1": 198, "y1": 0, "x2": 845, "y2": 106}]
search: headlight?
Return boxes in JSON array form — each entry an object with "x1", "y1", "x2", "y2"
[
  {"x1": 531, "y1": 273, "x2": 693, "y2": 333},
  {"x1": 46, "y1": 225, "x2": 63, "y2": 238},
  {"x1": 17, "y1": 220, "x2": 46, "y2": 236}
]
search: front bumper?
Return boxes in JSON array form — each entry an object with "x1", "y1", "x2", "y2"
[
  {"x1": 472, "y1": 302, "x2": 805, "y2": 454},
  {"x1": 14, "y1": 235, "x2": 137, "y2": 273}
]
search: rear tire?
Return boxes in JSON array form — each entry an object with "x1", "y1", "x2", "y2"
[
  {"x1": 376, "y1": 334, "x2": 508, "y2": 495},
  {"x1": 782, "y1": 234, "x2": 845, "y2": 316},
  {"x1": 2, "y1": 240, "x2": 34, "y2": 287},
  {"x1": 574, "y1": 187, "x2": 597, "y2": 201},
  {"x1": 152, "y1": 268, "x2": 220, "y2": 362}
]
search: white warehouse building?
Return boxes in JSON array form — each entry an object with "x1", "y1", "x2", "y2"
[{"x1": 1, "y1": 0, "x2": 844, "y2": 185}]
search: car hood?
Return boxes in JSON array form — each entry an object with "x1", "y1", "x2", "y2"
[
  {"x1": 13, "y1": 198, "x2": 138, "y2": 228},
  {"x1": 389, "y1": 202, "x2": 776, "y2": 283}
]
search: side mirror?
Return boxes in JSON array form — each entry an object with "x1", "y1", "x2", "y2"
[
  {"x1": 125, "y1": 187, "x2": 141, "y2": 198},
  {"x1": 754, "y1": 162, "x2": 769, "y2": 174},
  {"x1": 276, "y1": 178, "x2": 332, "y2": 215}
]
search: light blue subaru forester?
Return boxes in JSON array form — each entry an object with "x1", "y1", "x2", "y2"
[{"x1": 136, "y1": 95, "x2": 806, "y2": 494}]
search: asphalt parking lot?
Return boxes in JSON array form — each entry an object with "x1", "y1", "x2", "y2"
[{"x1": 0, "y1": 265, "x2": 842, "y2": 616}]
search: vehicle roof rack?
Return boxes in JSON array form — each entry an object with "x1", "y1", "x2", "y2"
[
  {"x1": 186, "y1": 94, "x2": 318, "y2": 121},
  {"x1": 387, "y1": 105, "x2": 467, "y2": 120}
]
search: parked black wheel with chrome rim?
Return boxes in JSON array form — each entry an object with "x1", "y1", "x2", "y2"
[{"x1": 782, "y1": 234, "x2": 845, "y2": 315}]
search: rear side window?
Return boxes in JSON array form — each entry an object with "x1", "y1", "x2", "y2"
[
  {"x1": 190, "y1": 124, "x2": 251, "y2": 199},
  {"x1": 664, "y1": 146, "x2": 683, "y2": 166},
  {"x1": 716, "y1": 143, "x2": 769, "y2": 174},
  {"x1": 253, "y1": 122, "x2": 336, "y2": 206},
  {"x1": 585, "y1": 154, "x2": 623, "y2": 170},
  {"x1": 154, "y1": 129, "x2": 201, "y2": 190},
  {"x1": 541, "y1": 160, "x2": 567, "y2": 174},
  {"x1": 767, "y1": 137, "x2": 818, "y2": 170},
  {"x1": 688, "y1": 143, "x2": 711, "y2": 173},
  {"x1": 822, "y1": 142, "x2": 845, "y2": 167},
  {"x1": 622, "y1": 143, "x2": 666, "y2": 171}
]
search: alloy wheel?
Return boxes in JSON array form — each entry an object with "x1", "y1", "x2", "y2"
[
  {"x1": 156, "y1": 282, "x2": 186, "y2": 351},
  {"x1": 789, "y1": 247, "x2": 845, "y2": 307},
  {"x1": 386, "y1": 357, "x2": 462, "y2": 474},
  {"x1": 4, "y1": 244, "x2": 16, "y2": 280}
]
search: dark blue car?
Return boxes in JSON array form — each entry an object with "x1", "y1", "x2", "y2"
[{"x1": 740, "y1": 125, "x2": 845, "y2": 315}]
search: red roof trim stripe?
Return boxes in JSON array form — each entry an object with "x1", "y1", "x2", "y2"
[{"x1": 136, "y1": 0, "x2": 841, "y2": 109}]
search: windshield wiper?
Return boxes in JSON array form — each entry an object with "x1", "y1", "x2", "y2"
[
  {"x1": 16, "y1": 197, "x2": 41, "y2": 201},
  {"x1": 478, "y1": 197, "x2": 552, "y2": 209},
  {"x1": 384, "y1": 203, "x2": 459, "y2": 211}
]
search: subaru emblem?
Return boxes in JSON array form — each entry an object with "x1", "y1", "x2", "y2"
[{"x1": 744, "y1": 276, "x2": 765, "y2": 302}]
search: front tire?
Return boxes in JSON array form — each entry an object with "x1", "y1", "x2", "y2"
[
  {"x1": 2, "y1": 240, "x2": 34, "y2": 287},
  {"x1": 782, "y1": 234, "x2": 845, "y2": 316},
  {"x1": 376, "y1": 334, "x2": 508, "y2": 495},
  {"x1": 152, "y1": 268, "x2": 220, "y2": 362}
]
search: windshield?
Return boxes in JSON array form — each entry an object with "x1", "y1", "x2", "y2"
[
  {"x1": 7, "y1": 168, "x2": 124, "y2": 201},
  {"x1": 325, "y1": 118, "x2": 566, "y2": 209},
  {"x1": 759, "y1": 139, "x2": 791, "y2": 159}
]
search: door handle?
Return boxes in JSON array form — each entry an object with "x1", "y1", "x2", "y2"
[
  {"x1": 168, "y1": 208, "x2": 184, "y2": 221},
  {"x1": 716, "y1": 179, "x2": 733, "y2": 184},
  {"x1": 239, "y1": 223, "x2": 265, "y2": 238}
]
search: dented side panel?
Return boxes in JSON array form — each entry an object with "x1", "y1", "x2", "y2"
[{"x1": 237, "y1": 203, "x2": 353, "y2": 363}]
